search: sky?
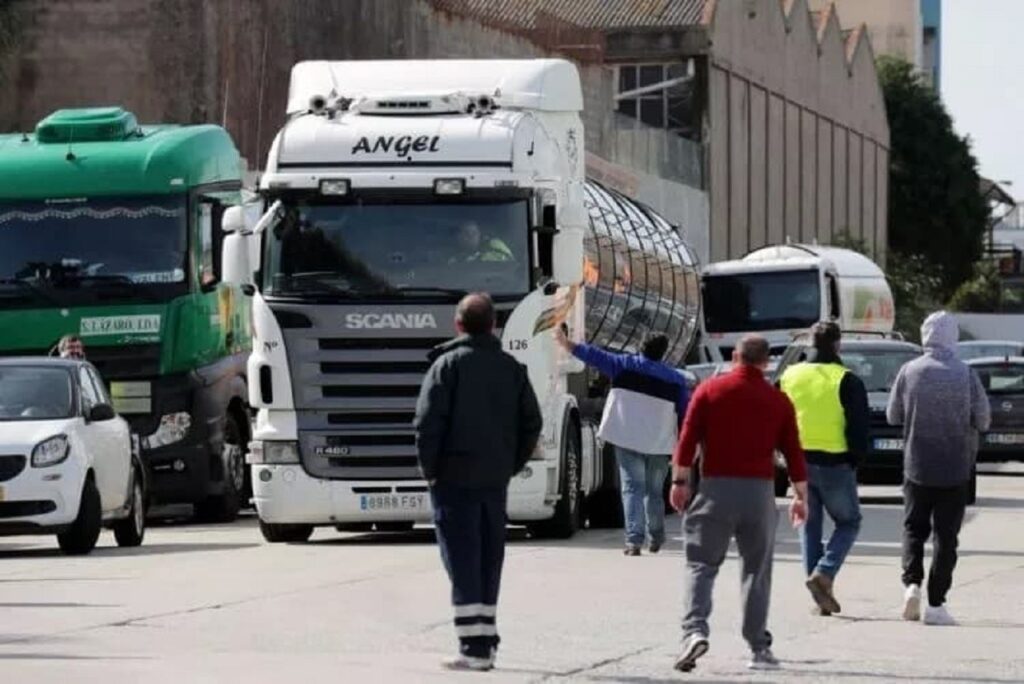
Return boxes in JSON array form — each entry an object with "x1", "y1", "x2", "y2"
[{"x1": 943, "y1": 0, "x2": 1024, "y2": 196}]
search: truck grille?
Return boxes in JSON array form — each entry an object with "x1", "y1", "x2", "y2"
[{"x1": 276, "y1": 302, "x2": 517, "y2": 481}]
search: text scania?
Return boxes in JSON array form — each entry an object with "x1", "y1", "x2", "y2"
[
  {"x1": 351, "y1": 135, "x2": 441, "y2": 158},
  {"x1": 345, "y1": 313, "x2": 438, "y2": 330}
]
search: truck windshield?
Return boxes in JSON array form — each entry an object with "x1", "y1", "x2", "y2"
[
  {"x1": 263, "y1": 200, "x2": 530, "y2": 299},
  {"x1": 0, "y1": 196, "x2": 187, "y2": 304},
  {"x1": 703, "y1": 269, "x2": 821, "y2": 333},
  {"x1": 0, "y1": 366, "x2": 74, "y2": 421}
]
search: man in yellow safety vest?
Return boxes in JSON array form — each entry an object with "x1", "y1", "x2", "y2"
[{"x1": 780, "y1": 322, "x2": 869, "y2": 616}]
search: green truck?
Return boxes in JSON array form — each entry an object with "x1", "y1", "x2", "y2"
[{"x1": 0, "y1": 107, "x2": 252, "y2": 521}]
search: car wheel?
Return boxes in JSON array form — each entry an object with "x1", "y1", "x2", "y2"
[
  {"x1": 113, "y1": 470, "x2": 146, "y2": 547},
  {"x1": 57, "y1": 477, "x2": 102, "y2": 555},
  {"x1": 259, "y1": 520, "x2": 314, "y2": 543},
  {"x1": 195, "y1": 413, "x2": 244, "y2": 523},
  {"x1": 528, "y1": 421, "x2": 582, "y2": 539}
]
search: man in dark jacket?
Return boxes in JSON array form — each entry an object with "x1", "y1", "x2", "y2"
[
  {"x1": 779, "y1": 322, "x2": 869, "y2": 616},
  {"x1": 415, "y1": 293, "x2": 543, "y2": 672}
]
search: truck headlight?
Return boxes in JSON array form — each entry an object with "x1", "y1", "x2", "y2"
[
  {"x1": 248, "y1": 441, "x2": 300, "y2": 465},
  {"x1": 32, "y1": 435, "x2": 69, "y2": 467},
  {"x1": 142, "y1": 412, "x2": 192, "y2": 450}
]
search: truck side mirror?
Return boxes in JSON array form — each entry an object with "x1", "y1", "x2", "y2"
[
  {"x1": 221, "y1": 205, "x2": 247, "y2": 234},
  {"x1": 222, "y1": 233, "x2": 252, "y2": 288}
]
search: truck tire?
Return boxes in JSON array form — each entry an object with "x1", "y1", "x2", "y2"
[
  {"x1": 528, "y1": 421, "x2": 582, "y2": 539},
  {"x1": 259, "y1": 520, "x2": 314, "y2": 543},
  {"x1": 195, "y1": 413, "x2": 244, "y2": 523},
  {"x1": 113, "y1": 469, "x2": 146, "y2": 547},
  {"x1": 587, "y1": 443, "x2": 623, "y2": 529},
  {"x1": 58, "y1": 477, "x2": 102, "y2": 555},
  {"x1": 774, "y1": 468, "x2": 789, "y2": 498}
]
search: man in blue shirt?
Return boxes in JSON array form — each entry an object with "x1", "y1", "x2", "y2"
[{"x1": 555, "y1": 327, "x2": 689, "y2": 555}]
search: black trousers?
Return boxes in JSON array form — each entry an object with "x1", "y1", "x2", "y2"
[
  {"x1": 902, "y1": 481, "x2": 968, "y2": 607},
  {"x1": 430, "y1": 483, "x2": 507, "y2": 658}
]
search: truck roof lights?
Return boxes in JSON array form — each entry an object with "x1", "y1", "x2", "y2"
[
  {"x1": 434, "y1": 178, "x2": 465, "y2": 196},
  {"x1": 319, "y1": 179, "x2": 350, "y2": 196}
]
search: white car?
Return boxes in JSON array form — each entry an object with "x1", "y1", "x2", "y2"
[{"x1": 0, "y1": 358, "x2": 146, "y2": 554}]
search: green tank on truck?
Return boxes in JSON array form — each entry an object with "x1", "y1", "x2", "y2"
[{"x1": 0, "y1": 107, "x2": 253, "y2": 521}]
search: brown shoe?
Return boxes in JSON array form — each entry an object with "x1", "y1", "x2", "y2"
[{"x1": 806, "y1": 572, "x2": 841, "y2": 614}]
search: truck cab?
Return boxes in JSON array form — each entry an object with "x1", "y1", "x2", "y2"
[{"x1": 0, "y1": 108, "x2": 252, "y2": 521}]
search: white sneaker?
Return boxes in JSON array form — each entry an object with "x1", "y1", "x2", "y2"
[
  {"x1": 442, "y1": 653, "x2": 494, "y2": 671},
  {"x1": 902, "y1": 584, "x2": 921, "y2": 622},
  {"x1": 923, "y1": 604, "x2": 957, "y2": 626}
]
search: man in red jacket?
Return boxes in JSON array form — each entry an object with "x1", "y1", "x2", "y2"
[{"x1": 670, "y1": 335, "x2": 808, "y2": 673}]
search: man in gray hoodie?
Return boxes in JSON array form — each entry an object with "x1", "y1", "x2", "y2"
[{"x1": 887, "y1": 311, "x2": 990, "y2": 626}]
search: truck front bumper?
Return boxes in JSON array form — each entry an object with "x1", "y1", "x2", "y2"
[{"x1": 252, "y1": 462, "x2": 556, "y2": 525}]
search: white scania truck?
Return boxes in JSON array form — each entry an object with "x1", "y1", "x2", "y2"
[
  {"x1": 221, "y1": 59, "x2": 701, "y2": 542},
  {"x1": 700, "y1": 244, "x2": 895, "y2": 362}
]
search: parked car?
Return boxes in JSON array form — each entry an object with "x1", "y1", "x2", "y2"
[
  {"x1": 0, "y1": 358, "x2": 147, "y2": 554},
  {"x1": 956, "y1": 340, "x2": 1024, "y2": 362},
  {"x1": 967, "y1": 356, "x2": 1024, "y2": 464},
  {"x1": 772, "y1": 337, "x2": 923, "y2": 495}
]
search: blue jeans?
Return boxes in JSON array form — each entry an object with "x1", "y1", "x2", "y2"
[
  {"x1": 800, "y1": 463, "x2": 862, "y2": 578},
  {"x1": 615, "y1": 446, "x2": 671, "y2": 547}
]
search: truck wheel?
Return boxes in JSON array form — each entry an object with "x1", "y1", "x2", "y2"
[
  {"x1": 528, "y1": 422, "x2": 582, "y2": 539},
  {"x1": 774, "y1": 468, "x2": 789, "y2": 498},
  {"x1": 967, "y1": 467, "x2": 978, "y2": 506},
  {"x1": 58, "y1": 477, "x2": 102, "y2": 555},
  {"x1": 195, "y1": 414, "x2": 244, "y2": 523},
  {"x1": 113, "y1": 469, "x2": 146, "y2": 547},
  {"x1": 587, "y1": 442, "x2": 623, "y2": 529},
  {"x1": 259, "y1": 520, "x2": 314, "y2": 543}
]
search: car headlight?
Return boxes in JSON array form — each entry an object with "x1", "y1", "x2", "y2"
[
  {"x1": 32, "y1": 434, "x2": 69, "y2": 467},
  {"x1": 248, "y1": 440, "x2": 300, "y2": 465},
  {"x1": 141, "y1": 412, "x2": 192, "y2": 450}
]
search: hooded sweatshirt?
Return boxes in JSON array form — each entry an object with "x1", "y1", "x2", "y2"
[{"x1": 886, "y1": 311, "x2": 991, "y2": 487}]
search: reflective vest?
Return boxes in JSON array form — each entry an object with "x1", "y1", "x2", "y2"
[
  {"x1": 467, "y1": 238, "x2": 514, "y2": 262},
  {"x1": 780, "y1": 362, "x2": 849, "y2": 454}
]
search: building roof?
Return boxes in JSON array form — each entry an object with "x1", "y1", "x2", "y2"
[{"x1": 431, "y1": 0, "x2": 706, "y2": 30}]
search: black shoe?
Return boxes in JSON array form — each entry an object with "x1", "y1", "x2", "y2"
[
  {"x1": 649, "y1": 541, "x2": 663, "y2": 554},
  {"x1": 623, "y1": 545, "x2": 641, "y2": 556},
  {"x1": 674, "y1": 634, "x2": 709, "y2": 672}
]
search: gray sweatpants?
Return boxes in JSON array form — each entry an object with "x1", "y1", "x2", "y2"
[{"x1": 682, "y1": 477, "x2": 777, "y2": 652}]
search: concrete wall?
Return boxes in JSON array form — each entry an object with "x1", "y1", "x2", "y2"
[
  {"x1": 808, "y1": 0, "x2": 923, "y2": 68},
  {"x1": 704, "y1": 0, "x2": 890, "y2": 262},
  {"x1": 0, "y1": 0, "x2": 709, "y2": 255}
]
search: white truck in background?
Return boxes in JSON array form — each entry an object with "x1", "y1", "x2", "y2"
[
  {"x1": 699, "y1": 244, "x2": 895, "y2": 362},
  {"x1": 220, "y1": 59, "x2": 702, "y2": 542}
]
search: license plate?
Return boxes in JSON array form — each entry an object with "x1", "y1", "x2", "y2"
[
  {"x1": 359, "y1": 493, "x2": 426, "y2": 512},
  {"x1": 985, "y1": 432, "x2": 1024, "y2": 445},
  {"x1": 874, "y1": 438, "x2": 904, "y2": 451}
]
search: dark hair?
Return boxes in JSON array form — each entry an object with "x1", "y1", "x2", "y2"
[
  {"x1": 737, "y1": 334, "x2": 770, "y2": 366},
  {"x1": 640, "y1": 332, "x2": 670, "y2": 362},
  {"x1": 456, "y1": 293, "x2": 495, "y2": 336},
  {"x1": 811, "y1": 321, "x2": 842, "y2": 354}
]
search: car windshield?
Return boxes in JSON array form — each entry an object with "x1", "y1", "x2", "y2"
[
  {"x1": 0, "y1": 366, "x2": 74, "y2": 420},
  {"x1": 263, "y1": 199, "x2": 530, "y2": 299},
  {"x1": 956, "y1": 343, "x2": 1023, "y2": 361},
  {"x1": 703, "y1": 269, "x2": 820, "y2": 333},
  {"x1": 973, "y1": 364, "x2": 1024, "y2": 394},
  {"x1": 842, "y1": 349, "x2": 921, "y2": 392}
]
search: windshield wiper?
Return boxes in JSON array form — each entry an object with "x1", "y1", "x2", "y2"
[
  {"x1": 0, "y1": 277, "x2": 62, "y2": 306},
  {"x1": 384, "y1": 286, "x2": 469, "y2": 299}
]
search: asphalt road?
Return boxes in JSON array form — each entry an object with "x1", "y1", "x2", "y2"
[{"x1": 2, "y1": 468, "x2": 1023, "y2": 683}]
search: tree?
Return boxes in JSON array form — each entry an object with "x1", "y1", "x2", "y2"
[
  {"x1": 878, "y1": 56, "x2": 988, "y2": 300},
  {"x1": 948, "y1": 262, "x2": 1002, "y2": 312}
]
